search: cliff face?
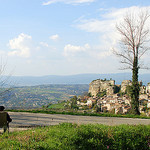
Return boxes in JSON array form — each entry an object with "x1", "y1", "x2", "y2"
[
  {"x1": 146, "y1": 83, "x2": 150, "y2": 93},
  {"x1": 89, "y1": 79, "x2": 150, "y2": 97},
  {"x1": 89, "y1": 79, "x2": 115, "y2": 97},
  {"x1": 121, "y1": 80, "x2": 132, "y2": 93}
]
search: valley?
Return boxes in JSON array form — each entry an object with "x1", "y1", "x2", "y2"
[{"x1": 0, "y1": 84, "x2": 89, "y2": 109}]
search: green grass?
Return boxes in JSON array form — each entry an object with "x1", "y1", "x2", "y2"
[
  {"x1": 48, "y1": 102, "x2": 66, "y2": 109},
  {"x1": 0, "y1": 123, "x2": 150, "y2": 150}
]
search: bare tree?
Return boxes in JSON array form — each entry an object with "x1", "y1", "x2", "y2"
[
  {"x1": 114, "y1": 10, "x2": 150, "y2": 115},
  {"x1": 0, "y1": 60, "x2": 14, "y2": 108}
]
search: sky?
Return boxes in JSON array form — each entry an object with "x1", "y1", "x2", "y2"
[{"x1": 0, "y1": 0, "x2": 150, "y2": 76}]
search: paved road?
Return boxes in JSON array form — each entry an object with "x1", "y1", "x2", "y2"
[{"x1": 8, "y1": 112, "x2": 150, "y2": 128}]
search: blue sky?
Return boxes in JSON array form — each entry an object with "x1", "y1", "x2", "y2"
[{"x1": 0, "y1": 0, "x2": 150, "y2": 76}]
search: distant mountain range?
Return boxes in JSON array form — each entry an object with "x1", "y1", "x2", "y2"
[{"x1": 6, "y1": 73, "x2": 150, "y2": 86}]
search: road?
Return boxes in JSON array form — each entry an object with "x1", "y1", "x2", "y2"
[{"x1": 8, "y1": 112, "x2": 150, "y2": 128}]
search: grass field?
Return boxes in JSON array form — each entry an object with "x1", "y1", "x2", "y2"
[
  {"x1": 0, "y1": 123, "x2": 150, "y2": 150},
  {"x1": 48, "y1": 102, "x2": 66, "y2": 109}
]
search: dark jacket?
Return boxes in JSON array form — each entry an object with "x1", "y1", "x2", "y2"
[
  {"x1": 7, "y1": 113, "x2": 12, "y2": 122},
  {"x1": 0, "y1": 106, "x2": 12, "y2": 122}
]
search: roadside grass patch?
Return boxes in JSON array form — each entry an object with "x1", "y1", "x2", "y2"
[{"x1": 0, "y1": 123, "x2": 150, "y2": 150}]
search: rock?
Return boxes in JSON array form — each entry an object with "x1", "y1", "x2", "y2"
[
  {"x1": 89, "y1": 79, "x2": 115, "y2": 97},
  {"x1": 146, "y1": 83, "x2": 150, "y2": 93},
  {"x1": 121, "y1": 80, "x2": 132, "y2": 93}
]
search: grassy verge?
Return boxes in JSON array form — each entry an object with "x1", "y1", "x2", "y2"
[
  {"x1": 0, "y1": 123, "x2": 150, "y2": 150},
  {"x1": 8, "y1": 109, "x2": 150, "y2": 119}
]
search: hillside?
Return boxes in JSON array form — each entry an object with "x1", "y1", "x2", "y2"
[{"x1": 0, "y1": 84, "x2": 89, "y2": 109}]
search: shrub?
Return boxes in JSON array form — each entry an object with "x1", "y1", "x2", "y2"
[{"x1": 0, "y1": 123, "x2": 149, "y2": 150}]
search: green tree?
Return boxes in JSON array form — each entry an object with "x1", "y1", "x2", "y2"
[
  {"x1": 114, "y1": 10, "x2": 150, "y2": 115},
  {"x1": 70, "y1": 96, "x2": 78, "y2": 109}
]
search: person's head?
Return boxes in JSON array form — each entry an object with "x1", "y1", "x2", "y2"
[{"x1": 0, "y1": 106, "x2": 5, "y2": 111}]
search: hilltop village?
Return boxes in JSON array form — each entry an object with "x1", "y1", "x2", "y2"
[{"x1": 68, "y1": 79, "x2": 150, "y2": 116}]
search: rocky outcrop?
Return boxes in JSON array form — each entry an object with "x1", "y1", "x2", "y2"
[
  {"x1": 121, "y1": 80, "x2": 132, "y2": 93},
  {"x1": 89, "y1": 79, "x2": 150, "y2": 97},
  {"x1": 89, "y1": 79, "x2": 115, "y2": 97},
  {"x1": 121, "y1": 80, "x2": 146, "y2": 93},
  {"x1": 106, "y1": 86, "x2": 115, "y2": 96},
  {"x1": 146, "y1": 83, "x2": 150, "y2": 94},
  {"x1": 140, "y1": 86, "x2": 146, "y2": 94}
]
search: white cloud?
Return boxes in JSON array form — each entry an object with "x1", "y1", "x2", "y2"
[
  {"x1": 92, "y1": 49, "x2": 112, "y2": 59},
  {"x1": 77, "y1": 19, "x2": 113, "y2": 33},
  {"x1": 8, "y1": 33, "x2": 32, "y2": 58},
  {"x1": 76, "y1": 6, "x2": 150, "y2": 48},
  {"x1": 49, "y1": 34, "x2": 60, "y2": 41},
  {"x1": 77, "y1": 6, "x2": 150, "y2": 31},
  {"x1": 76, "y1": 6, "x2": 150, "y2": 72},
  {"x1": 40, "y1": 42, "x2": 49, "y2": 47},
  {"x1": 42, "y1": 0, "x2": 95, "y2": 5},
  {"x1": 0, "y1": 50, "x2": 6, "y2": 56},
  {"x1": 64, "y1": 43, "x2": 90, "y2": 56}
]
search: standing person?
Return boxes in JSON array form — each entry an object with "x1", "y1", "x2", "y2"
[{"x1": 0, "y1": 106, "x2": 12, "y2": 132}]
